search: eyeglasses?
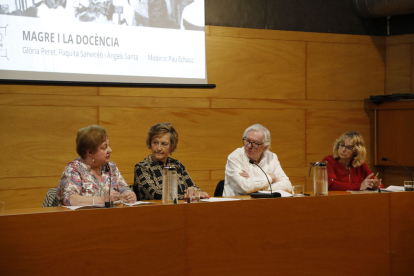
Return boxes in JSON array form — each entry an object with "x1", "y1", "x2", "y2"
[
  {"x1": 338, "y1": 143, "x2": 354, "y2": 152},
  {"x1": 152, "y1": 141, "x2": 170, "y2": 148},
  {"x1": 243, "y1": 138, "x2": 263, "y2": 149}
]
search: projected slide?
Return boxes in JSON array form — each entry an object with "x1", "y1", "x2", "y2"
[{"x1": 0, "y1": 0, "x2": 207, "y2": 85}]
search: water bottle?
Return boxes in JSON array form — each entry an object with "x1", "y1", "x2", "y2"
[
  {"x1": 162, "y1": 166, "x2": 178, "y2": 204},
  {"x1": 308, "y1": 162, "x2": 328, "y2": 196}
]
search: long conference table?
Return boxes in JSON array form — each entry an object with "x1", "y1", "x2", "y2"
[{"x1": 1, "y1": 191, "x2": 414, "y2": 276}]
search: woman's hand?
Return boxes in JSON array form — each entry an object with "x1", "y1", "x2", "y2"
[
  {"x1": 199, "y1": 192, "x2": 210, "y2": 199},
  {"x1": 184, "y1": 187, "x2": 210, "y2": 200},
  {"x1": 110, "y1": 190, "x2": 121, "y2": 201},
  {"x1": 184, "y1": 186, "x2": 198, "y2": 199},
  {"x1": 372, "y1": 178, "x2": 382, "y2": 190},
  {"x1": 360, "y1": 173, "x2": 375, "y2": 190},
  {"x1": 121, "y1": 191, "x2": 137, "y2": 203}
]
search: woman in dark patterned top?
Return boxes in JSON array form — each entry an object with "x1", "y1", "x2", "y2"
[{"x1": 133, "y1": 122, "x2": 210, "y2": 200}]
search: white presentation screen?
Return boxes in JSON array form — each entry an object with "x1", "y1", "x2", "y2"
[{"x1": 0, "y1": 0, "x2": 207, "y2": 85}]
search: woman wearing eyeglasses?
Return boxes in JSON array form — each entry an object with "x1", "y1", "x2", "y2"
[
  {"x1": 323, "y1": 131, "x2": 382, "y2": 191},
  {"x1": 133, "y1": 122, "x2": 210, "y2": 200}
]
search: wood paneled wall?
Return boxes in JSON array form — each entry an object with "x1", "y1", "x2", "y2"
[
  {"x1": 381, "y1": 34, "x2": 414, "y2": 187},
  {"x1": 0, "y1": 26, "x2": 390, "y2": 209}
]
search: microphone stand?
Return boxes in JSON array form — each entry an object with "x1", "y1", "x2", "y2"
[
  {"x1": 382, "y1": 157, "x2": 413, "y2": 182},
  {"x1": 249, "y1": 160, "x2": 280, "y2": 198},
  {"x1": 105, "y1": 163, "x2": 112, "y2": 208}
]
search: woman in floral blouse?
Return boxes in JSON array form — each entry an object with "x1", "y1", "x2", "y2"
[
  {"x1": 133, "y1": 122, "x2": 210, "y2": 200},
  {"x1": 57, "y1": 125, "x2": 136, "y2": 206}
]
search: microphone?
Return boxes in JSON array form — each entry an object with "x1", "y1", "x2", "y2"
[
  {"x1": 249, "y1": 159, "x2": 280, "y2": 198},
  {"x1": 382, "y1": 157, "x2": 413, "y2": 182},
  {"x1": 104, "y1": 163, "x2": 112, "y2": 208}
]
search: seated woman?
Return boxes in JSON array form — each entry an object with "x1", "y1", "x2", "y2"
[
  {"x1": 323, "y1": 131, "x2": 382, "y2": 191},
  {"x1": 134, "y1": 122, "x2": 210, "y2": 200},
  {"x1": 57, "y1": 125, "x2": 136, "y2": 206}
]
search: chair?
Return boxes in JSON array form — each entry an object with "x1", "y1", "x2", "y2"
[
  {"x1": 42, "y1": 188, "x2": 59, "y2": 207},
  {"x1": 214, "y1": 180, "x2": 225, "y2": 197}
]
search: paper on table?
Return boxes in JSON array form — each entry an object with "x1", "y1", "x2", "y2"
[
  {"x1": 63, "y1": 204, "x2": 105, "y2": 210},
  {"x1": 257, "y1": 190, "x2": 293, "y2": 197},
  {"x1": 123, "y1": 201, "x2": 153, "y2": 206},
  {"x1": 381, "y1": 185, "x2": 405, "y2": 192},
  {"x1": 200, "y1": 197, "x2": 242, "y2": 202}
]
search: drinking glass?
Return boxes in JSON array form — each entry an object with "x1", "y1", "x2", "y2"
[
  {"x1": 292, "y1": 185, "x2": 304, "y2": 197},
  {"x1": 404, "y1": 181, "x2": 414, "y2": 191}
]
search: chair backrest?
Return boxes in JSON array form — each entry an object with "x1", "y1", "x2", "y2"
[
  {"x1": 214, "y1": 180, "x2": 225, "y2": 197},
  {"x1": 42, "y1": 188, "x2": 59, "y2": 207}
]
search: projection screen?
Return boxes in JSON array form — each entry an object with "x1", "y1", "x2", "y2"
[{"x1": 0, "y1": 0, "x2": 207, "y2": 85}]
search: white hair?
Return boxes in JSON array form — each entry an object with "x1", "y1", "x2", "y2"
[{"x1": 243, "y1": 124, "x2": 271, "y2": 149}]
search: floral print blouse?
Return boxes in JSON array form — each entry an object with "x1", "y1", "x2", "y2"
[{"x1": 57, "y1": 157, "x2": 129, "y2": 206}]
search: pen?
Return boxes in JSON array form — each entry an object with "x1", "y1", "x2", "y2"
[{"x1": 375, "y1": 172, "x2": 381, "y2": 193}]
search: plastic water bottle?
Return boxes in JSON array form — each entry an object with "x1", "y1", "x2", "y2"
[{"x1": 162, "y1": 166, "x2": 178, "y2": 204}]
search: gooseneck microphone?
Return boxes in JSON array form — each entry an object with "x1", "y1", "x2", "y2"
[
  {"x1": 249, "y1": 159, "x2": 279, "y2": 198},
  {"x1": 104, "y1": 163, "x2": 112, "y2": 208},
  {"x1": 382, "y1": 157, "x2": 413, "y2": 182}
]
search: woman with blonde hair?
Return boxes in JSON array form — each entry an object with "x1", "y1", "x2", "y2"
[{"x1": 322, "y1": 131, "x2": 382, "y2": 191}]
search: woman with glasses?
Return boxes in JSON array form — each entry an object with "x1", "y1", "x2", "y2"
[
  {"x1": 323, "y1": 131, "x2": 382, "y2": 191},
  {"x1": 223, "y1": 124, "x2": 292, "y2": 196},
  {"x1": 133, "y1": 122, "x2": 210, "y2": 200}
]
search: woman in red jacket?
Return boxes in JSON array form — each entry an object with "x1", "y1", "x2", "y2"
[{"x1": 323, "y1": 131, "x2": 382, "y2": 191}]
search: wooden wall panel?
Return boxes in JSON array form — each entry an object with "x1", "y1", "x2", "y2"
[
  {"x1": 0, "y1": 177, "x2": 60, "y2": 209},
  {"x1": 100, "y1": 36, "x2": 306, "y2": 100},
  {"x1": 100, "y1": 107, "x2": 305, "y2": 172},
  {"x1": 0, "y1": 176, "x2": 60, "y2": 190},
  {"x1": 381, "y1": 167, "x2": 414, "y2": 188},
  {"x1": 385, "y1": 43, "x2": 412, "y2": 95},
  {"x1": 210, "y1": 98, "x2": 365, "y2": 110},
  {"x1": 386, "y1": 34, "x2": 414, "y2": 45},
  {"x1": 306, "y1": 110, "x2": 372, "y2": 165},
  {"x1": 307, "y1": 42, "x2": 385, "y2": 100},
  {"x1": 193, "y1": 180, "x2": 221, "y2": 196},
  {"x1": 0, "y1": 106, "x2": 98, "y2": 178},
  {"x1": 0, "y1": 94, "x2": 210, "y2": 108},
  {"x1": 0, "y1": 188, "x2": 52, "y2": 210},
  {"x1": 205, "y1": 36, "x2": 306, "y2": 99},
  {"x1": 0, "y1": 84, "x2": 98, "y2": 95},
  {"x1": 209, "y1": 26, "x2": 386, "y2": 45},
  {"x1": 377, "y1": 110, "x2": 414, "y2": 167},
  {"x1": 99, "y1": 86, "x2": 212, "y2": 98}
]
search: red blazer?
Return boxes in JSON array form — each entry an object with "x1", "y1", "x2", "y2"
[{"x1": 322, "y1": 155, "x2": 379, "y2": 191}]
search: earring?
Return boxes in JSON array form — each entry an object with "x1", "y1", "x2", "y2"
[{"x1": 92, "y1": 158, "x2": 95, "y2": 162}]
